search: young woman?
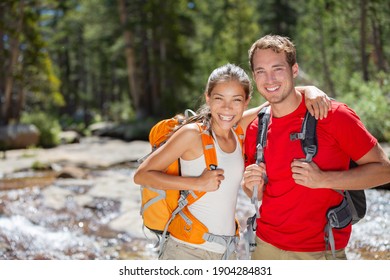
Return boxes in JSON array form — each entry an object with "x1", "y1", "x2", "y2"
[{"x1": 133, "y1": 63, "x2": 330, "y2": 260}]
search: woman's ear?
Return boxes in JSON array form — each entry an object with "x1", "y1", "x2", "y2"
[
  {"x1": 245, "y1": 96, "x2": 251, "y2": 109},
  {"x1": 205, "y1": 92, "x2": 210, "y2": 104}
]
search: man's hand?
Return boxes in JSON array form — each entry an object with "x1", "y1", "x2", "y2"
[
  {"x1": 242, "y1": 163, "x2": 266, "y2": 199},
  {"x1": 291, "y1": 159, "x2": 327, "y2": 189}
]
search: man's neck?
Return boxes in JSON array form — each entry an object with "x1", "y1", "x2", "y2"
[{"x1": 270, "y1": 90, "x2": 302, "y2": 118}]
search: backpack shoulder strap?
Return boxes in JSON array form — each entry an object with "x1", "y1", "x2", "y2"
[
  {"x1": 197, "y1": 123, "x2": 244, "y2": 168},
  {"x1": 249, "y1": 106, "x2": 271, "y2": 224},
  {"x1": 183, "y1": 124, "x2": 218, "y2": 206},
  {"x1": 186, "y1": 123, "x2": 245, "y2": 205},
  {"x1": 301, "y1": 111, "x2": 318, "y2": 162},
  {"x1": 197, "y1": 124, "x2": 218, "y2": 170},
  {"x1": 290, "y1": 110, "x2": 318, "y2": 162},
  {"x1": 233, "y1": 124, "x2": 245, "y2": 151},
  {"x1": 256, "y1": 106, "x2": 271, "y2": 164}
]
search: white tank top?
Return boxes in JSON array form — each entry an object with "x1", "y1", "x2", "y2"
[{"x1": 171, "y1": 130, "x2": 244, "y2": 254}]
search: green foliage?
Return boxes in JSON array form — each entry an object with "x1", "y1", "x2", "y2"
[
  {"x1": 295, "y1": 0, "x2": 390, "y2": 99},
  {"x1": 22, "y1": 3, "x2": 64, "y2": 109},
  {"x1": 32, "y1": 160, "x2": 50, "y2": 170},
  {"x1": 0, "y1": 0, "x2": 64, "y2": 125},
  {"x1": 256, "y1": 0, "x2": 298, "y2": 37},
  {"x1": 340, "y1": 72, "x2": 390, "y2": 142},
  {"x1": 25, "y1": 54, "x2": 65, "y2": 109},
  {"x1": 1, "y1": 0, "x2": 389, "y2": 143},
  {"x1": 107, "y1": 98, "x2": 135, "y2": 123},
  {"x1": 184, "y1": 0, "x2": 261, "y2": 112},
  {"x1": 21, "y1": 112, "x2": 62, "y2": 148}
]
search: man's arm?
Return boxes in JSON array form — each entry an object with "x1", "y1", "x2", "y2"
[{"x1": 291, "y1": 143, "x2": 390, "y2": 190}]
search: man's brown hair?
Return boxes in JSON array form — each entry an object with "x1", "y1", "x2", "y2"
[{"x1": 248, "y1": 35, "x2": 297, "y2": 70}]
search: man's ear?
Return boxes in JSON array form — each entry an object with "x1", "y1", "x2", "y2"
[{"x1": 292, "y1": 63, "x2": 299, "y2": 78}]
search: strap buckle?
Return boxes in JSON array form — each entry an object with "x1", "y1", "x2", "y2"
[{"x1": 290, "y1": 132, "x2": 305, "y2": 141}]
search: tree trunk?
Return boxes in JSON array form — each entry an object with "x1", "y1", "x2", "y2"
[
  {"x1": 2, "y1": 1, "x2": 24, "y2": 125},
  {"x1": 14, "y1": 87, "x2": 25, "y2": 122},
  {"x1": 117, "y1": 0, "x2": 144, "y2": 118},
  {"x1": 141, "y1": 24, "x2": 152, "y2": 114},
  {"x1": 360, "y1": 0, "x2": 369, "y2": 81},
  {"x1": 371, "y1": 16, "x2": 388, "y2": 73},
  {"x1": 0, "y1": 4, "x2": 5, "y2": 124},
  {"x1": 150, "y1": 2, "x2": 162, "y2": 116},
  {"x1": 318, "y1": 16, "x2": 335, "y2": 97}
]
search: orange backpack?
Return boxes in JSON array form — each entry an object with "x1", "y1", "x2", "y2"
[{"x1": 138, "y1": 110, "x2": 244, "y2": 246}]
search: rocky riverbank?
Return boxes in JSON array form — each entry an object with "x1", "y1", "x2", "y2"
[
  {"x1": 0, "y1": 137, "x2": 156, "y2": 259},
  {"x1": 0, "y1": 137, "x2": 151, "y2": 236},
  {"x1": 0, "y1": 137, "x2": 151, "y2": 174}
]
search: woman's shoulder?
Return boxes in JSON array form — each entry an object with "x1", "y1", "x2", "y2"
[
  {"x1": 171, "y1": 122, "x2": 204, "y2": 159},
  {"x1": 172, "y1": 122, "x2": 203, "y2": 141}
]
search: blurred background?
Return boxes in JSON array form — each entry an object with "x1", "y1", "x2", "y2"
[
  {"x1": 1, "y1": 0, "x2": 390, "y2": 142},
  {"x1": 0, "y1": 0, "x2": 389, "y2": 260}
]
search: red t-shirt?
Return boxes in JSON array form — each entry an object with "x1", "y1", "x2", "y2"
[{"x1": 244, "y1": 99, "x2": 377, "y2": 252}]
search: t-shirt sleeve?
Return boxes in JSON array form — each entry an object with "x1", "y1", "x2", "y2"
[{"x1": 331, "y1": 103, "x2": 377, "y2": 161}]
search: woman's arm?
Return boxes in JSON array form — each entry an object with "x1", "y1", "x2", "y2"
[
  {"x1": 133, "y1": 124, "x2": 223, "y2": 192},
  {"x1": 296, "y1": 85, "x2": 332, "y2": 120},
  {"x1": 240, "y1": 86, "x2": 331, "y2": 131},
  {"x1": 239, "y1": 101, "x2": 269, "y2": 131}
]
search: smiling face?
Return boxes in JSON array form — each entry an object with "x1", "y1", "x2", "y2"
[
  {"x1": 206, "y1": 80, "x2": 249, "y2": 131},
  {"x1": 252, "y1": 48, "x2": 299, "y2": 105}
]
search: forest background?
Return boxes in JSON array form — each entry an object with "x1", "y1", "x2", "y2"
[{"x1": 1, "y1": 0, "x2": 389, "y2": 148}]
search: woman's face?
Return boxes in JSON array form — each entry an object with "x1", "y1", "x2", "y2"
[{"x1": 206, "y1": 80, "x2": 249, "y2": 131}]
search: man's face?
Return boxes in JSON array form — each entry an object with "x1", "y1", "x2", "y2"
[{"x1": 252, "y1": 48, "x2": 298, "y2": 105}]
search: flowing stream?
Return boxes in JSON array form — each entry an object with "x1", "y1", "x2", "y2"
[{"x1": 0, "y1": 166, "x2": 389, "y2": 260}]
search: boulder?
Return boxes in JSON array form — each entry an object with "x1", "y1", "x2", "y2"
[
  {"x1": 0, "y1": 124, "x2": 40, "y2": 149},
  {"x1": 59, "y1": 130, "x2": 81, "y2": 144}
]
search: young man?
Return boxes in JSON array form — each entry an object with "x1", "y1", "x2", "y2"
[{"x1": 242, "y1": 35, "x2": 390, "y2": 260}]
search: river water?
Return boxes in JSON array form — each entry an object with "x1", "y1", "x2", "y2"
[{"x1": 0, "y1": 167, "x2": 389, "y2": 260}]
